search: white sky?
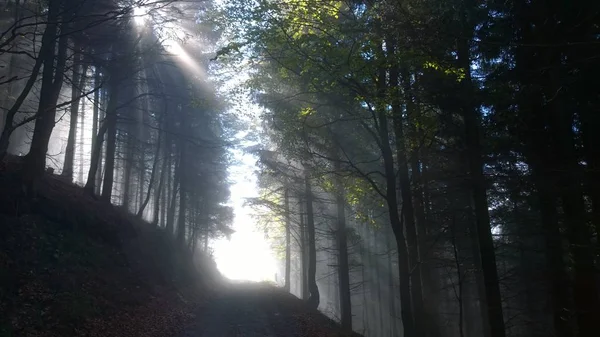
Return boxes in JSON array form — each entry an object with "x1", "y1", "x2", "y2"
[{"x1": 212, "y1": 149, "x2": 278, "y2": 281}]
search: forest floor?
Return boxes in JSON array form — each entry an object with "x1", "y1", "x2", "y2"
[{"x1": 0, "y1": 156, "x2": 359, "y2": 337}]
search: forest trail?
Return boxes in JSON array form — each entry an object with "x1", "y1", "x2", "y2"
[{"x1": 180, "y1": 282, "x2": 354, "y2": 337}]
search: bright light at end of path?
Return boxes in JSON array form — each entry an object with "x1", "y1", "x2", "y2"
[
  {"x1": 213, "y1": 224, "x2": 277, "y2": 282},
  {"x1": 213, "y1": 153, "x2": 278, "y2": 282}
]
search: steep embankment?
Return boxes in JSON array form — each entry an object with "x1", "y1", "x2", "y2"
[
  {"x1": 0, "y1": 157, "x2": 220, "y2": 337},
  {"x1": 0, "y1": 157, "x2": 361, "y2": 337}
]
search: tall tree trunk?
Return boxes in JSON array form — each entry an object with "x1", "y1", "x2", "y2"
[
  {"x1": 545, "y1": 55, "x2": 599, "y2": 337},
  {"x1": 160, "y1": 151, "x2": 170, "y2": 227},
  {"x1": 84, "y1": 114, "x2": 109, "y2": 194},
  {"x1": 63, "y1": 50, "x2": 83, "y2": 180},
  {"x1": 100, "y1": 76, "x2": 119, "y2": 203},
  {"x1": 304, "y1": 173, "x2": 319, "y2": 309},
  {"x1": 386, "y1": 230, "x2": 399, "y2": 337},
  {"x1": 25, "y1": 11, "x2": 68, "y2": 188},
  {"x1": 0, "y1": 0, "x2": 22, "y2": 133},
  {"x1": 284, "y1": 187, "x2": 291, "y2": 292},
  {"x1": 516, "y1": 35, "x2": 573, "y2": 337},
  {"x1": 95, "y1": 88, "x2": 107, "y2": 195},
  {"x1": 78, "y1": 84, "x2": 86, "y2": 183},
  {"x1": 122, "y1": 127, "x2": 133, "y2": 210},
  {"x1": 375, "y1": 230, "x2": 385, "y2": 336},
  {"x1": 393, "y1": 67, "x2": 425, "y2": 336},
  {"x1": 334, "y1": 159, "x2": 352, "y2": 331},
  {"x1": 176, "y1": 144, "x2": 187, "y2": 245},
  {"x1": 374, "y1": 47, "x2": 416, "y2": 337},
  {"x1": 91, "y1": 69, "x2": 100, "y2": 154},
  {"x1": 450, "y1": 217, "x2": 466, "y2": 337},
  {"x1": 410, "y1": 113, "x2": 441, "y2": 337},
  {"x1": 163, "y1": 146, "x2": 173, "y2": 228},
  {"x1": 138, "y1": 127, "x2": 162, "y2": 217},
  {"x1": 0, "y1": 42, "x2": 45, "y2": 160},
  {"x1": 166, "y1": 147, "x2": 180, "y2": 236},
  {"x1": 456, "y1": 14, "x2": 505, "y2": 337},
  {"x1": 95, "y1": 89, "x2": 109, "y2": 195},
  {"x1": 360, "y1": 223, "x2": 370, "y2": 333},
  {"x1": 299, "y1": 194, "x2": 308, "y2": 300},
  {"x1": 153, "y1": 134, "x2": 168, "y2": 226}
]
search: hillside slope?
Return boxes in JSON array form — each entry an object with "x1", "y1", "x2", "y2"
[
  {"x1": 0, "y1": 159, "x2": 361, "y2": 337},
  {"x1": 0, "y1": 160, "x2": 220, "y2": 337}
]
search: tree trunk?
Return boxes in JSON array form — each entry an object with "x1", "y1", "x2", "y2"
[
  {"x1": 138, "y1": 126, "x2": 162, "y2": 217},
  {"x1": 153, "y1": 135, "x2": 168, "y2": 226},
  {"x1": 386, "y1": 231, "x2": 399, "y2": 337},
  {"x1": 84, "y1": 115, "x2": 109, "y2": 194},
  {"x1": 160, "y1": 152, "x2": 170, "y2": 227},
  {"x1": 78, "y1": 84, "x2": 86, "y2": 183},
  {"x1": 166, "y1": 147, "x2": 180, "y2": 236},
  {"x1": 0, "y1": 0, "x2": 22, "y2": 133},
  {"x1": 456, "y1": 20, "x2": 505, "y2": 337},
  {"x1": 375, "y1": 47, "x2": 416, "y2": 337},
  {"x1": 0, "y1": 1, "x2": 47, "y2": 160},
  {"x1": 393, "y1": 67, "x2": 425, "y2": 336},
  {"x1": 63, "y1": 50, "x2": 83, "y2": 180},
  {"x1": 334, "y1": 159, "x2": 352, "y2": 331},
  {"x1": 299, "y1": 194, "x2": 309, "y2": 300},
  {"x1": 95, "y1": 88, "x2": 107, "y2": 195},
  {"x1": 305, "y1": 173, "x2": 319, "y2": 309},
  {"x1": 176, "y1": 144, "x2": 187, "y2": 245},
  {"x1": 545, "y1": 56, "x2": 599, "y2": 337},
  {"x1": 100, "y1": 76, "x2": 119, "y2": 203},
  {"x1": 0, "y1": 44, "x2": 45, "y2": 160},
  {"x1": 122, "y1": 126, "x2": 133, "y2": 210},
  {"x1": 284, "y1": 187, "x2": 291, "y2": 292},
  {"x1": 25, "y1": 11, "x2": 68, "y2": 188},
  {"x1": 516, "y1": 45, "x2": 573, "y2": 337},
  {"x1": 91, "y1": 69, "x2": 100, "y2": 155}
]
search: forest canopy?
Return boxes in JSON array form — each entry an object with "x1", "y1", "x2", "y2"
[{"x1": 209, "y1": 0, "x2": 600, "y2": 336}]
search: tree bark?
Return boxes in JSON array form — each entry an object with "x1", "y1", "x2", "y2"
[
  {"x1": 176, "y1": 143, "x2": 187, "y2": 245},
  {"x1": 456, "y1": 16, "x2": 505, "y2": 337},
  {"x1": 100, "y1": 76, "x2": 119, "y2": 202},
  {"x1": 77, "y1": 80, "x2": 86, "y2": 183},
  {"x1": 24, "y1": 6, "x2": 68, "y2": 187},
  {"x1": 299, "y1": 194, "x2": 309, "y2": 300},
  {"x1": 334, "y1": 159, "x2": 352, "y2": 331},
  {"x1": 91, "y1": 69, "x2": 100, "y2": 156},
  {"x1": 515, "y1": 21, "x2": 573, "y2": 336},
  {"x1": 393, "y1": 66, "x2": 425, "y2": 336},
  {"x1": 0, "y1": 0, "x2": 22, "y2": 133},
  {"x1": 0, "y1": 43, "x2": 45, "y2": 160},
  {"x1": 138, "y1": 125, "x2": 162, "y2": 217},
  {"x1": 122, "y1": 126, "x2": 133, "y2": 210},
  {"x1": 304, "y1": 172, "x2": 319, "y2": 310},
  {"x1": 374, "y1": 45, "x2": 416, "y2": 337},
  {"x1": 544, "y1": 54, "x2": 599, "y2": 337},
  {"x1": 62, "y1": 49, "x2": 84, "y2": 180},
  {"x1": 166, "y1": 147, "x2": 180, "y2": 236},
  {"x1": 153, "y1": 133, "x2": 168, "y2": 226},
  {"x1": 284, "y1": 187, "x2": 291, "y2": 292}
]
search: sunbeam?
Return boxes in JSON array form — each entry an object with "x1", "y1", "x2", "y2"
[
  {"x1": 132, "y1": 5, "x2": 148, "y2": 26},
  {"x1": 163, "y1": 42, "x2": 208, "y2": 80}
]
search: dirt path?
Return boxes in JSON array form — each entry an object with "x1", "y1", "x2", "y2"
[{"x1": 178, "y1": 281, "x2": 342, "y2": 337}]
